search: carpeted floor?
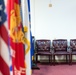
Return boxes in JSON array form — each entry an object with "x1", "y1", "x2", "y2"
[{"x1": 32, "y1": 64, "x2": 76, "y2": 75}]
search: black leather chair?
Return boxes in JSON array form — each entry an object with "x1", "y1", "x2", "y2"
[
  {"x1": 52, "y1": 39, "x2": 71, "y2": 65},
  {"x1": 70, "y1": 39, "x2": 76, "y2": 64},
  {"x1": 35, "y1": 39, "x2": 52, "y2": 64}
]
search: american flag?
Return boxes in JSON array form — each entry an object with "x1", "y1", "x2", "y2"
[{"x1": 0, "y1": 0, "x2": 10, "y2": 75}]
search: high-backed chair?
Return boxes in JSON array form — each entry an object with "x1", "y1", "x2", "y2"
[
  {"x1": 35, "y1": 40, "x2": 52, "y2": 64},
  {"x1": 52, "y1": 39, "x2": 70, "y2": 65},
  {"x1": 70, "y1": 39, "x2": 76, "y2": 64}
]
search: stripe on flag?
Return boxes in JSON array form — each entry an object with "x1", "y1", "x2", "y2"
[
  {"x1": 0, "y1": 0, "x2": 10, "y2": 75},
  {"x1": 27, "y1": 0, "x2": 34, "y2": 71}
]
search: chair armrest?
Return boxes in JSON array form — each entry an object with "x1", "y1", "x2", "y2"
[
  {"x1": 34, "y1": 46, "x2": 37, "y2": 53},
  {"x1": 50, "y1": 46, "x2": 54, "y2": 53},
  {"x1": 67, "y1": 46, "x2": 72, "y2": 53}
]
